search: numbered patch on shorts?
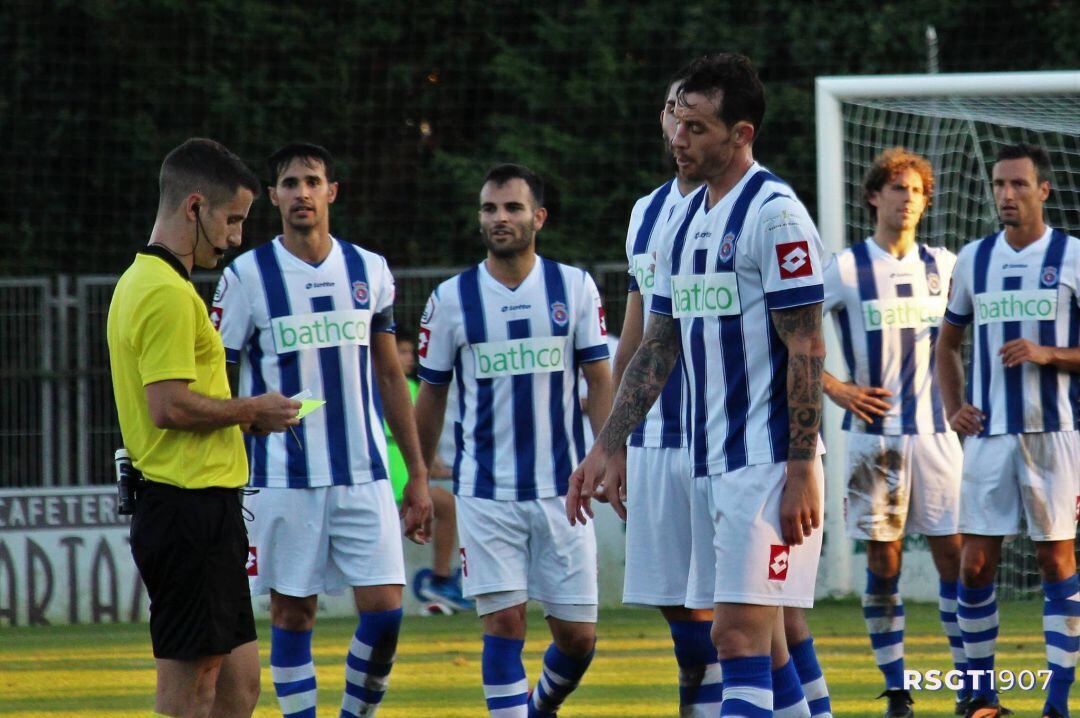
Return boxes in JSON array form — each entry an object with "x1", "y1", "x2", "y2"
[
  {"x1": 768, "y1": 544, "x2": 789, "y2": 581},
  {"x1": 459, "y1": 547, "x2": 468, "y2": 577},
  {"x1": 246, "y1": 546, "x2": 258, "y2": 576}
]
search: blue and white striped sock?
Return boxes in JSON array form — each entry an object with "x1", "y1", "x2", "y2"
[
  {"x1": 340, "y1": 608, "x2": 402, "y2": 718},
  {"x1": 482, "y1": 635, "x2": 529, "y2": 717},
  {"x1": 670, "y1": 619, "x2": 723, "y2": 717},
  {"x1": 270, "y1": 626, "x2": 317, "y2": 718},
  {"x1": 863, "y1": 570, "x2": 905, "y2": 689},
  {"x1": 773, "y1": 658, "x2": 811, "y2": 718},
  {"x1": 1043, "y1": 574, "x2": 1080, "y2": 717},
  {"x1": 957, "y1": 582, "x2": 998, "y2": 704},
  {"x1": 939, "y1": 580, "x2": 972, "y2": 702},
  {"x1": 528, "y1": 642, "x2": 594, "y2": 717},
  {"x1": 789, "y1": 637, "x2": 832, "y2": 718},
  {"x1": 720, "y1": 655, "x2": 772, "y2": 718}
]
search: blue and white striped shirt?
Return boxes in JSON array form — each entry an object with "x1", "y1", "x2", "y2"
[
  {"x1": 624, "y1": 178, "x2": 688, "y2": 449},
  {"x1": 417, "y1": 257, "x2": 610, "y2": 501},
  {"x1": 214, "y1": 237, "x2": 395, "y2": 488},
  {"x1": 823, "y1": 239, "x2": 956, "y2": 434},
  {"x1": 651, "y1": 164, "x2": 826, "y2": 477},
  {"x1": 944, "y1": 227, "x2": 1080, "y2": 436}
]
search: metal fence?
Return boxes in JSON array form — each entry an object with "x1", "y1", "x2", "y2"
[{"x1": 0, "y1": 262, "x2": 629, "y2": 489}]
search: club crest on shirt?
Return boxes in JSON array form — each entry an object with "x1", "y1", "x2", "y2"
[
  {"x1": 551, "y1": 301, "x2": 569, "y2": 327},
  {"x1": 1042, "y1": 266, "x2": 1059, "y2": 287},
  {"x1": 926, "y1": 272, "x2": 941, "y2": 295},
  {"x1": 352, "y1": 280, "x2": 369, "y2": 304},
  {"x1": 718, "y1": 233, "x2": 736, "y2": 263}
]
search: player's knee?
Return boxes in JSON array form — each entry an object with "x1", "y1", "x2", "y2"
[
  {"x1": 556, "y1": 628, "x2": 596, "y2": 658},
  {"x1": 711, "y1": 622, "x2": 755, "y2": 659},
  {"x1": 959, "y1": 557, "x2": 995, "y2": 587},
  {"x1": 1035, "y1": 545, "x2": 1076, "y2": 583},
  {"x1": 235, "y1": 670, "x2": 261, "y2": 715},
  {"x1": 484, "y1": 605, "x2": 527, "y2": 638}
]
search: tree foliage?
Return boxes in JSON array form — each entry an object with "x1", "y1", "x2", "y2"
[{"x1": 1, "y1": 0, "x2": 1076, "y2": 274}]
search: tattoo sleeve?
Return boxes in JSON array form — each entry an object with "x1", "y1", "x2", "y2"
[
  {"x1": 771, "y1": 303, "x2": 826, "y2": 461},
  {"x1": 594, "y1": 313, "x2": 681, "y2": 454}
]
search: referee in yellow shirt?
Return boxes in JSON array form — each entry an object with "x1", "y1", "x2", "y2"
[{"x1": 108, "y1": 138, "x2": 301, "y2": 718}]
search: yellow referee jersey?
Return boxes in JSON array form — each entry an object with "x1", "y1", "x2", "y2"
[{"x1": 107, "y1": 248, "x2": 248, "y2": 489}]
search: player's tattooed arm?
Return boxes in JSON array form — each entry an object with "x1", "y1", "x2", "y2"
[
  {"x1": 594, "y1": 312, "x2": 681, "y2": 454},
  {"x1": 771, "y1": 302, "x2": 826, "y2": 460}
]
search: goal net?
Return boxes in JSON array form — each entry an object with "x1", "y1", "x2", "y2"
[{"x1": 815, "y1": 71, "x2": 1080, "y2": 601}]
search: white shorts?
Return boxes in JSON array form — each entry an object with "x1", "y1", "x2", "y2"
[
  {"x1": 687, "y1": 460, "x2": 825, "y2": 609},
  {"x1": 245, "y1": 481, "x2": 406, "y2": 597},
  {"x1": 623, "y1": 445, "x2": 712, "y2": 606},
  {"x1": 958, "y1": 431, "x2": 1080, "y2": 541},
  {"x1": 844, "y1": 432, "x2": 962, "y2": 542},
  {"x1": 456, "y1": 495, "x2": 597, "y2": 608}
]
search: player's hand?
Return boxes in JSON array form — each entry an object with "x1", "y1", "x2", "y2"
[
  {"x1": 999, "y1": 338, "x2": 1053, "y2": 368},
  {"x1": 249, "y1": 392, "x2": 302, "y2": 432},
  {"x1": 779, "y1": 460, "x2": 821, "y2": 546},
  {"x1": 593, "y1": 447, "x2": 628, "y2": 521},
  {"x1": 947, "y1": 403, "x2": 984, "y2": 436},
  {"x1": 240, "y1": 422, "x2": 271, "y2": 437},
  {"x1": 400, "y1": 477, "x2": 433, "y2": 545},
  {"x1": 567, "y1": 446, "x2": 610, "y2": 525},
  {"x1": 825, "y1": 381, "x2": 893, "y2": 423}
]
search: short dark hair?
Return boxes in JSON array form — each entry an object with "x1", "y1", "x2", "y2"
[
  {"x1": 663, "y1": 61, "x2": 696, "y2": 105},
  {"x1": 862, "y1": 147, "x2": 935, "y2": 221},
  {"x1": 995, "y1": 143, "x2": 1052, "y2": 185},
  {"x1": 267, "y1": 142, "x2": 336, "y2": 186},
  {"x1": 481, "y1": 164, "x2": 545, "y2": 207},
  {"x1": 677, "y1": 53, "x2": 766, "y2": 134},
  {"x1": 158, "y1": 138, "x2": 260, "y2": 213}
]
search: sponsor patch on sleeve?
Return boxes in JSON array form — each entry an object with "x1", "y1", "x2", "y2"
[
  {"x1": 417, "y1": 326, "x2": 431, "y2": 358},
  {"x1": 776, "y1": 240, "x2": 813, "y2": 279}
]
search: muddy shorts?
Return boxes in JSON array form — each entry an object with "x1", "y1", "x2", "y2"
[
  {"x1": 958, "y1": 431, "x2": 1080, "y2": 541},
  {"x1": 844, "y1": 432, "x2": 962, "y2": 542}
]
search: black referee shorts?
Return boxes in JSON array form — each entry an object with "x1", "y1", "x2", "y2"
[{"x1": 130, "y1": 480, "x2": 257, "y2": 660}]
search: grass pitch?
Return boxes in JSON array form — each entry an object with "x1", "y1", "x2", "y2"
[{"x1": 0, "y1": 599, "x2": 1064, "y2": 717}]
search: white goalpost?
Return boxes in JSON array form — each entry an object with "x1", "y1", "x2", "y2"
[{"x1": 814, "y1": 70, "x2": 1080, "y2": 600}]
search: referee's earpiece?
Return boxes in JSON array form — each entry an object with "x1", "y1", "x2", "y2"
[{"x1": 193, "y1": 203, "x2": 201, "y2": 217}]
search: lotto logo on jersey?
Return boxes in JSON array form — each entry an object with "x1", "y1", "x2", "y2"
[
  {"x1": 246, "y1": 547, "x2": 258, "y2": 576},
  {"x1": 418, "y1": 327, "x2": 431, "y2": 358},
  {"x1": 210, "y1": 305, "x2": 223, "y2": 331},
  {"x1": 598, "y1": 306, "x2": 607, "y2": 335},
  {"x1": 776, "y1": 241, "x2": 813, "y2": 279},
  {"x1": 768, "y1": 544, "x2": 789, "y2": 581}
]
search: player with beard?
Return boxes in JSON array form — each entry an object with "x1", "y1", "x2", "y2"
[
  {"x1": 938, "y1": 144, "x2": 1080, "y2": 718},
  {"x1": 568, "y1": 54, "x2": 828, "y2": 718},
  {"x1": 213, "y1": 143, "x2": 432, "y2": 718},
  {"x1": 414, "y1": 164, "x2": 613, "y2": 717}
]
